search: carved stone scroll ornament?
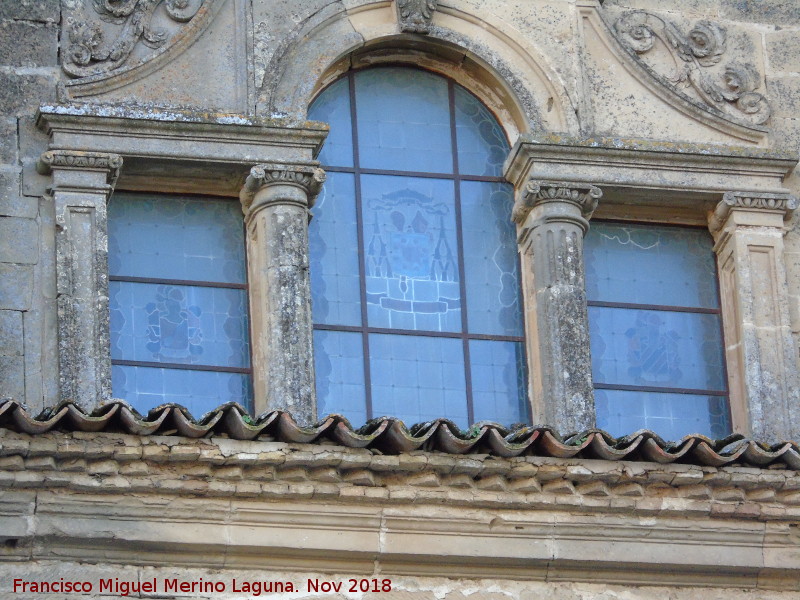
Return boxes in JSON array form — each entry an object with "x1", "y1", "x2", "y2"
[
  {"x1": 613, "y1": 11, "x2": 771, "y2": 125},
  {"x1": 395, "y1": 0, "x2": 438, "y2": 34},
  {"x1": 64, "y1": 0, "x2": 204, "y2": 78}
]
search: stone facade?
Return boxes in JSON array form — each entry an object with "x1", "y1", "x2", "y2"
[{"x1": 1, "y1": 0, "x2": 800, "y2": 598}]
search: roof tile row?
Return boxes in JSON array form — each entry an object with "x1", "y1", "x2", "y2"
[{"x1": 0, "y1": 400, "x2": 797, "y2": 470}]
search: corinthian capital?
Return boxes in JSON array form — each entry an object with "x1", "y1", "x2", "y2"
[
  {"x1": 240, "y1": 163, "x2": 326, "y2": 214},
  {"x1": 512, "y1": 180, "x2": 603, "y2": 225},
  {"x1": 37, "y1": 150, "x2": 123, "y2": 187},
  {"x1": 708, "y1": 190, "x2": 798, "y2": 234}
]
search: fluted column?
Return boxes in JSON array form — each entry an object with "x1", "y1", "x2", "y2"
[
  {"x1": 709, "y1": 191, "x2": 799, "y2": 442},
  {"x1": 513, "y1": 180, "x2": 602, "y2": 432},
  {"x1": 240, "y1": 163, "x2": 326, "y2": 423},
  {"x1": 37, "y1": 150, "x2": 122, "y2": 405}
]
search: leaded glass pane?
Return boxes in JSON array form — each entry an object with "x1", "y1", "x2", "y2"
[
  {"x1": 361, "y1": 174, "x2": 461, "y2": 332},
  {"x1": 313, "y1": 330, "x2": 367, "y2": 425},
  {"x1": 585, "y1": 223, "x2": 719, "y2": 308},
  {"x1": 470, "y1": 340, "x2": 526, "y2": 425},
  {"x1": 309, "y1": 172, "x2": 361, "y2": 326},
  {"x1": 454, "y1": 86, "x2": 509, "y2": 176},
  {"x1": 370, "y1": 334, "x2": 468, "y2": 428},
  {"x1": 461, "y1": 181, "x2": 522, "y2": 336},
  {"x1": 112, "y1": 365, "x2": 251, "y2": 416},
  {"x1": 588, "y1": 306, "x2": 726, "y2": 392},
  {"x1": 108, "y1": 195, "x2": 246, "y2": 284},
  {"x1": 308, "y1": 76, "x2": 354, "y2": 167},
  {"x1": 595, "y1": 389, "x2": 730, "y2": 440},
  {"x1": 110, "y1": 281, "x2": 250, "y2": 369},
  {"x1": 355, "y1": 68, "x2": 453, "y2": 173}
]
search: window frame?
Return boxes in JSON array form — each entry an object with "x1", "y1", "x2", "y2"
[{"x1": 584, "y1": 218, "x2": 733, "y2": 438}]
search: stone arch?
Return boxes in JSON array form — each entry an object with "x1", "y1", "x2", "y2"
[{"x1": 258, "y1": 1, "x2": 581, "y2": 139}]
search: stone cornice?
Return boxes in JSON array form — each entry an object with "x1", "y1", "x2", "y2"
[
  {"x1": 239, "y1": 163, "x2": 326, "y2": 213},
  {"x1": 0, "y1": 430, "x2": 798, "y2": 514},
  {"x1": 504, "y1": 135, "x2": 798, "y2": 200},
  {"x1": 708, "y1": 191, "x2": 798, "y2": 234},
  {"x1": 36, "y1": 150, "x2": 123, "y2": 188},
  {"x1": 0, "y1": 430, "x2": 799, "y2": 588},
  {"x1": 512, "y1": 180, "x2": 603, "y2": 225}
]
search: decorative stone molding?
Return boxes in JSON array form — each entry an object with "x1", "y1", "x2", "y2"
[
  {"x1": 613, "y1": 11, "x2": 770, "y2": 125},
  {"x1": 709, "y1": 191, "x2": 800, "y2": 442},
  {"x1": 512, "y1": 180, "x2": 601, "y2": 433},
  {"x1": 63, "y1": 0, "x2": 206, "y2": 78},
  {"x1": 36, "y1": 150, "x2": 123, "y2": 407},
  {"x1": 0, "y1": 431, "x2": 798, "y2": 589},
  {"x1": 239, "y1": 163, "x2": 326, "y2": 423},
  {"x1": 239, "y1": 163, "x2": 326, "y2": 216},
  {"x1": 512, "y1": 180, "x2": 602, "y2": 232},
  {"x1": 395, "y1": 0, "x2": 438, "y2": 34},
  {"x1": 708, "y1": 191, "x2": 798, "y2": 234}
]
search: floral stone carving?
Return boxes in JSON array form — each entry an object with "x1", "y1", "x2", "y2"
[
  {"x1": 396, "y1": 0, "x2": 438, "y2": 34},
  {"x1": 64, "y1": 0, "x2": 205, "y2": 78},
  {"x1": 613, "y1": 11, "x2": 770, "y2": 125}
]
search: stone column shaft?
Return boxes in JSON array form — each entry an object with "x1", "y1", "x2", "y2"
[
  {"x1": 240, "y1": 163, "x2": 325, "y2": 423},
  {"x1": 37, "y1": 150, "x2": 122, "y2": 405},
  {"x1": 513, "y1": 181, "x2": 602, "y2": 432},
  {"x1": 709, "y1": 191, "x2": 799, "y2": 442}
]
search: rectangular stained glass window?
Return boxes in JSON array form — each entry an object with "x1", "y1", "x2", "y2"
[
  {"x1": 585, "y1": 222, "x2": 730, "y2": 440},
  {"x1": 108, "y1": 194, "x2": 251, "y2": 416}
]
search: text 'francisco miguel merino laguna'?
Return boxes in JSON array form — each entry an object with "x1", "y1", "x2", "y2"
[{"x1": 12, "y1": 577, "x2": 395, "y2": 595}]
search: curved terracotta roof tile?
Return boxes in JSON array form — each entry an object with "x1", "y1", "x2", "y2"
[{"x1": 0, "y1": 400, "x2": 796, "y2": 470}]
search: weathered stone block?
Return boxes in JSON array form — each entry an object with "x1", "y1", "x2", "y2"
[
  {"x1": 0, "y1": 168, "x2": 36, "y2": 218},
  {"x1": 0, "y1": 71, "x2": 56, "y2": 116},
  {"x1": 0, "y1": 355, "x2": 24, "y2": 400},
  {"x1": 603, "y1": 0, "x2": 720, "y2": 16},
  {"x1": 0, "y1": 0, "x2": 59, "y2": 23},
  {"x1": 0, "y1": 216, "x2": 37, "y2": 264},
  {"x1": 0, "y1": 118, "x2": 17, "y2": 165},
  {"x1": 767, "y1": 30, "x2": 800, "y2": 74},
  {"x1": 0, "y1": 21, "x2": 57, "y2": 67},
  {"x1": 0, "y1": 310, "x2": 23, "y2": 356},
  {"x1": 0, "y1": 263, "x2": 32, "y2": 310},
  {"x1": 766, "y1": 77, "x2": 800, "y2": 120},
  {"x1": 720, "y1": 0, "x2": 800, "y2": 25}
]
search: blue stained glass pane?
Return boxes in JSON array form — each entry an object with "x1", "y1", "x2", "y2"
[
  {"x1": 454, "y1": 86, "x2": 509, "y2": 176},
  {"x1": 461, "y1": 181, "x2": 522, "y2": 336},
  {"x1": 310, "y1": 173, "x2": 361, "y2": 326},
  {"x1": 361, "y1": 174, "x2": 461, "y2": 332},
  {"x1": 595, "y1": 389, "x2": 731, "y2": 441},
  {"x1": 108, "y1": 195, "x2": 246, "y2": 284},
  {"x1": 370, "y1": 334, "x2": 467, "y2": 428},
  {"x1": 313, "y1": 330, "x2": 367, "y2": 426},
  {"x1": 112, "y1": 365, "x2": 251, "y2": 416},
  {"x1": 355, "y1": 68, "x2": 453, "y2": 173},
  {"x1": 470, "y1": 340, "x2": 527, "y2": 425},
  {"x1": 585, "y1": 223, "x2": 720, "y2": 308},
  {"x1": 308, "y1": 76, "x2": 354, "y2": 167},
  {"x1": 589, "y1": 306, "x2": 726, "y2": 392},
  {"x1": 110, "y1": 281, "x2": 250, "y2": 369}
]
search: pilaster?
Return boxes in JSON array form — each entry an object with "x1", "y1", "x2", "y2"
[
  {"x1": 513, "y1": 180, "x2": 602, "y2": 432},
  {"x1": 709, "y1": 191, "x2": 800, "y2": 442},
  {"x1": 36, "y1": 150, "x2": 122, "y2": 406},
  {"x1": 240, "y1": 163, "x2": 326, "y2": 423}
]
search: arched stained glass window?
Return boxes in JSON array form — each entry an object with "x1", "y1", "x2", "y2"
[{"x1": 308, "y1": 67, "x2": 527, "y2": 429}]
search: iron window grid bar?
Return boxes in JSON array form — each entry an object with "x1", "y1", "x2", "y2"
[
  {"x1": 586, "y1": 219, "x2": 730, "y2": 405},
  {"x1": 108, "y1": 224, "x2": 253, "y2": 382},
  {"x1": 315, "y1": 68, "x2": 528, "y2": 423}
]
